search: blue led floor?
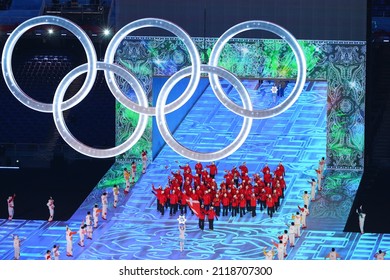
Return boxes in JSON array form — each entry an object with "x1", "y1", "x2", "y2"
[{"x1": 1, "y1": 80, "x2": 386, "y2": 260}]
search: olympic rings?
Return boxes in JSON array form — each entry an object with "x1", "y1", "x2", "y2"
[
  {"x1": 53, "y1": 62, "x2": 149, "y2": 158},
  {"x1": 209, "y1": 20, "x2": 307, "y2": 119},
  {"x1": 1, "y1": 16, "x2": 307, "y2": 161},
  {"x1": 104, "y1": 18, "x2": 201, "y2": 116},
  {"x1": 1, "y1": 15, "x2": 97, "y2": 113},
  {"x1": 156, "y1": 65, "x2": 253, "y2": 161}
]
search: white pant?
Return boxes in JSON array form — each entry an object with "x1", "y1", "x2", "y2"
[
  {"x1": 49, "y1": 208, "x2": 54, "y2": 221},
  {"x1": 359, "y1": 214, "x2": 366, "y2": 233},
  {"x1": 14, "y1": 247, "x2": 20, "y2": 259},
  {"x1": 277, "y1": 248, "x2": 284, "y2": 260},
  {"x1": 102, "y1": 204, "x2": 108, "y2": 218},
  {"x1": 8, "y1": 207, "x2": 14, "y2": 219},
  {"x1": 66, "y1": 240, "x2": 73, "y2": 255},
  {"x1": 93, "y1": 215, "x2": 98, "y2": 227},
  {"x1": 301, "y1": 215, "x2": 307, "y2": 227},
  {"x1": 289, "y1": 234, "x2": 295, "y2": 246},
  {"x1": 295, "y1": 224, "x2": 301, "y2": 237}
]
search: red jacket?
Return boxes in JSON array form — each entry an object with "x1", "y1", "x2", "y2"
[
  {"x1": 207, "y1": 209, "x2": 218, "y2": 220},
  {"x1": 224, "y1": 173, "x2": 233, "y2": 185},
  {"x1": 201, "y1": 170, "x2": 209, "y2": 179},
  {"x1": 193, "y1": 175, "x2": 201, "y2": 187},
  {"x1": 180, "y1": 165, "x2": 191, "y2": 174},
  {"x1": 180, "y1": 193, "x2": 188, "y2": 205},
  {"x1": 213, "y1": 197, "x2": 221, "y2": 207},
  {"x1": 203, "y1": 192, "x2": 211, "y2": 206},
  {"x1": 239, "y1": 196, "x2": 246, "y2": 208},
  {"x1": 274, "y1": 168, "x2": 283, "y2": 178},
  {"x1": 206, "y1": 164, "x2": 218, "y2": 176},
  {"x1": 264, "y1": 173, "x2": 272, "y2": 184},
  {"x1": 195, "y1": 163, "x2": 203, "y2": 175},
  {"x1": 157, "y1": 193, "x2": 167, "y2": 205},
  {"x1": 183, "y1": 172, "x2": 193, "y2": 184},
  {"x1": 222, "y1": 196, "x2": 230, "y2": 207},
  {"x1": 231, "y1": 196, "x2": 239, "y2": 207},
  {"x1": 169, "y1": 192, "x2": 179, "y2": 204},
  {"x1": 198, "y1": 208, "x2": 206, "y2": 219},
  {"x1": 239, "y1": 164, "x2": 248, "y2": 176},
  {"x1": 266, "y1": 197, "x2": 274, "y2": 208},
  {"x1": 250, "y1": 195, "x2": 257, "y2": 207},
  {"x1": 191, "y1": 192, "x2": 199, "y2": 201}
]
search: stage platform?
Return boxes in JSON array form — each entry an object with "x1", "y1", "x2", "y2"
[{"x1": 1, "y1": 80, "x2": 386, "y2": 260}]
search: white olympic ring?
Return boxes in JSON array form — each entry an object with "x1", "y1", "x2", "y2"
[
  {"x1": 209, "y1": 20, "x2": 307, "y2": 119},
  {"x1": 156, "y1": 64, "x2": 253, "y2": 161},
  {"x1": 53, "y1": 62, "x2": 149, "y2": 158},
  {"x1": 1, "y1": 15, "x2": 97, "y2": 113},
  {"x1": 104, "y1": 18, "x2": 201, "y2": 116},
  {"x1": 1, "y1": 16, "x2": 307, "y2": 161}
]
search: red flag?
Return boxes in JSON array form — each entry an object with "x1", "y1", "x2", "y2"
[{"x1": 186, "y1": 198, "x2": 201, "y2": 217}]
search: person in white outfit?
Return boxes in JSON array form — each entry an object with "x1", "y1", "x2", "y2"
[
  {"x1": 7, "y1": 194, "x2": 16, "y2": 220},
  {"x1": 278, "y1": 230, "x2": 289, "y2": 257},
  {"x1": 45, "y1": 250, "x2": 51, "y2": 260},
  {"x1": 131, "y1": 161, "x2": 137, "y2": 184},
  {"x1": 286, "y1": 222, "x2": 296, "y2": 247},
  {"x1": 47, "y1": 197, "x2": 55, "y2": 222},
  {"x1": 52, "y1": 245, "x2": 60, "y2": 260},
  {"x1": 302, "y1": 191, "x2": 310, "y2": 207},
  {"x1": 319, "y1": 157, "x2": 326, "y2": 174},
  {"x1": 356, "y1": 205, "x2": 366, "y2": 234},
  {"x1": 13, "y1": 235, "x2": 21, "y2": 260},
  {"x1": 271, "y1": 240, "x2": 286, "y2": 260},
  {"x1": 78, "y1": 223, "x2": 87, "y2": 247},
  {"x1": 178, "y1": 224, "x2": 186, "y2": 252},
  {"x1": 101, "y1": 192, "x2": 108, "y2": 220},
  {"x1": 315, "y1": 168, "x2": 322, "y2": 191},
  {"x1": 65, "y1": 226, "x2": 77, "y2": 257},
  {"x1": 292, "y1": 212, "x2": 302, "y2": 237},
  {"x1": 308, "y1": 179, "x2": 317, "y2": 201},
  {"x1": 123, "y1": 168, "x2": 131, "y2": 194},
  {"x1": 85, "y1": 211, "x2": 93, "y2": 239},
  {"x1": 325, "y1": 248, "x2": 341, "y2": 260},
  {"x1": 113, "y1": 185, "x2": 119, "y2": 208},
  {"x1": 93, "y1": 204, "x2": 102, "y2": 228},
  {"x1": 141, "y1": 150, "x2": 148, "y2": 174},
  {"x1": 374, "y1": 250, "x2": 386, "y2": 260},
  {"x1": 263, "y1": 247, "x2": 276, "y2": 260},
  {"x1": 298, "y1": 205, "x2": 310, "y2": 229}
]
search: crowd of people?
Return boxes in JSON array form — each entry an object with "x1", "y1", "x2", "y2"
[
  {"x1": 42, "y1": 151, "x2": 150, "y2": 259},
  {"x1": 9, "y1": 149, "x2": 148, "y2": 260},
  {"x1": 6, "y1": 152, "x2": 386, "y2": 260},
  {"x1": 151, "y1": 161, "x2": 289, "y2": 226}
]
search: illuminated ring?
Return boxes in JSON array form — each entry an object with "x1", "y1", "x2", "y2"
[
  {"x1": 104, "y1": 18, "x2": 201, "y2": 116},
  {"x1": 1, "y1": 16, "x2": 97, "y2": 113},
  {"x1": 52, "y1": 62, "x2": 148, "y2": 158},
  {"x1": 209, "y1": 20, "x2": 307, "y2": 119},
  {"x1": 156, "y1": 64, "x2": 253, "y2": 161}
]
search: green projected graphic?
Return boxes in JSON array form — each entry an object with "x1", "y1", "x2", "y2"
[{"x1": 115, "y1": 37, "x2": 365, "y2": 170}]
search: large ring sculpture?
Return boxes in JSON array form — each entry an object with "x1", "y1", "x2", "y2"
[
  {"x1": 1, "y1": 16, "x2": 97, "y2": 113},
  {"x1": 156, "y1": 64, "x2": 253, "y2": 161},
  {"x1": 1, "y1": 16, "x2": 307, "y2": 161},
  {"x1": 209, "y1": 21, "x2": 307, "y2": 119},
  {"x1": 104, "y1": 18, "x2": 201, "y2": 116},
  {"x1": 53, "y1": 62, "x2": 149, "y2": 158}
]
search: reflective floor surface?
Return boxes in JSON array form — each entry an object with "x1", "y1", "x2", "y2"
[{"x1": 1, "y1": 80, "x2": 387, "y2": 260}]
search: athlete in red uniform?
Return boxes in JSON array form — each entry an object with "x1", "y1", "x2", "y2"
[
  {"x1": 206, "y1": 162, "x2": 218, "y2": 179},
  {"x1": 206, "y1": 206, "x2": 218, "y2": 230}
]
